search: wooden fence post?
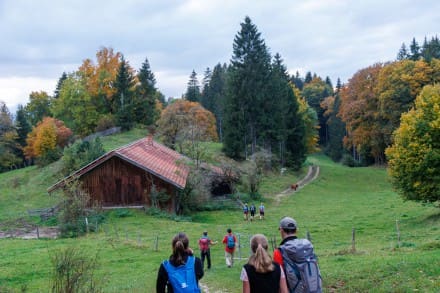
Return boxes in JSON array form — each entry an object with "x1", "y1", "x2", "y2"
[
  {"x1": 396, "y1": 220, "x2": 401, "y2": 248},
  {"x1": 155, "y1": 235, "x2": 159, "y2": 251},
  {"x1": 351, "y1": 227, "x2": 356, "y2": 252},
  {"x1": 306, "y1": 230, "x2": 311, "y2": 241},
  {"x1": 238, "y1": 234, "x2": 241, "y2": 260},
  {"x1": 36, "y1": 226, "x2": 40, "y2": 239},
  {"x1": 85, "y1": 217, "x2": 89, "y2": 234}
]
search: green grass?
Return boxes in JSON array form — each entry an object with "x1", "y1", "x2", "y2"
[{"x1": 0, "y1": 134, "x2": 439, "y2": 292}]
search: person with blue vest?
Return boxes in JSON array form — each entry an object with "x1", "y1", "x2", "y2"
[{"x1": 156, "y1": 232, "x2": 204, "y2": 292}]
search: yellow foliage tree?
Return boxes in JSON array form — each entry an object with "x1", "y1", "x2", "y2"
[
  {"x1": 24, "y1": 117, "x2": 73, "y2": 159},
  {"x1": 386, "y1": 84, "x2": 440, "y2": 204}
]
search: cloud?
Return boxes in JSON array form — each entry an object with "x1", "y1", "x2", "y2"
[
  {"x1": 0, "y1": 76, "x2": 56, "y2": 112},
  {"x1": 1, "y1": 0, "x2": 439, "y2": 112}
]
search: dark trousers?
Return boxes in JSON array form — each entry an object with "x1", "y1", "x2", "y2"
[{"x1": 201, "y1": 249, "x2": 211, "y2": 269}]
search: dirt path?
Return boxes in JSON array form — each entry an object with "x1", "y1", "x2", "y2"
[{"x1": 274, "y1": 165, "x2": 320, "y2": 204}]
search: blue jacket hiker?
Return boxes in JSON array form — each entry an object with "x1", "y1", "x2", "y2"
[{"x1": 156, "y1": 232, "x2": 204, "y2": 293}]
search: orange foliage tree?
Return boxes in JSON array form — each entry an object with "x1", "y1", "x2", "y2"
[
  {"x1": 78, "y1": 47, "x2": 122, "y2": 114},
  {"x1": 24, "y1": 117, "x2": 72, "y2": 160},
  {"x1": 157, "y1": 100, "x2": 218, "y2": 162}
]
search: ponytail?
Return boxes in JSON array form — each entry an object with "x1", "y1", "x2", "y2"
[
  {"x1": 249, "y1": 234, "x2": 274, "y2": 273},
  {"x1": 170, "y1": 232, "x2": 189, "y2": 266}
]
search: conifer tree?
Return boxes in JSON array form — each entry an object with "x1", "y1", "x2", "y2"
[
  {"x1": 185, "y1": 70, "x2": 201, "y2": 102},
  {"x1": 271, "y1": 53, "x2": 306, "y2": 168},
  {"x1": 409, "y1": 38, "x2": 421, "y2": 61},
  {"x1": 135, "y1": 57, "x2": 158, "y2": 125},
  {"x1": 397, "y1": 43, "x2": 409, "y2": 60},
  {"x1": 15, "y1": 104, "x2": 32, "y2": 148},
  {"x1": 115, "y1": 55, "x2": 136, "y2": 130},
  {"x1": 54, "y1": 72, "x2": 67, "y2": 99},
  {"x1": 224, "y1": 16, "x2": 271, "y2": 159}
]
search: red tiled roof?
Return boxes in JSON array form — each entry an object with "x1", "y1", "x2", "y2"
[
  {"x1": 115, "y1": 137, "x2": 189, "y2": 188},
  {"x1": 48, "y1": 137, "x2": 190, "y2": 192}
]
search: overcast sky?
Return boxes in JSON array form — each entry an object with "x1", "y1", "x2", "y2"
[{"x1": 1, "y1": 0, "x2": 439, "y2": 113}]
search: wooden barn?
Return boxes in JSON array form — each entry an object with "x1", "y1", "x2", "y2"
[{"x1": 48, "y1": 137, "x2": 196, "y2": 212}]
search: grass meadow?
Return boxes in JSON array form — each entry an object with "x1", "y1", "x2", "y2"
[{"x1": 0, "y1": 129, "x2": 439, "y2": 292}]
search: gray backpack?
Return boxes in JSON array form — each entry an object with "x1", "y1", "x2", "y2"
[{"x1": 279, "y1": 238, "x2": 322, "y2": 293}]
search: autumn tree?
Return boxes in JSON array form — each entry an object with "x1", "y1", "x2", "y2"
[
  {"x1": 78, "y1": 47, "x2": 121, "y2": 114},
  {"x1": 156, "y1": 100, "x2": 217, "y2": 163},
  {"x1": 24, "y1": 117, "x2": 72, "y2": 165},
  {"x1": 52, "y1": 73, "x2": 100, "y2": 136},
  {"x1": 377, "y1": 60, "x2": 436, "y2": 146},
  {"x1": 386, "y1": 84, "x2": 440, "y2": 205},
  {"x1": 25, "y1": 91, "x2": 52, "y2": 126},
  {"x1": 294, "y1": 87, "x2": 319, "y2": 154},
  {"x1": 339, "y1": 63, "x2": 385, "y2": 164},
  {"x1": 301, "y1": 76, "x2": 333, "y2": 146}
]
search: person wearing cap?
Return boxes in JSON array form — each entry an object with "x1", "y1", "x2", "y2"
[
  {"x1": 198, "y1": 231, "x2": 217, "y2": 270},
  {"x1": 273, "y1": 217, "x2": 298, "y2": 266}
]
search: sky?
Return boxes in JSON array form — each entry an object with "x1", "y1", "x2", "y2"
[{"x1": 1, "y1": 0, "x2": 439, "y2": 114}]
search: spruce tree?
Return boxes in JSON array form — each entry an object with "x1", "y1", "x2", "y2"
[
  {"x1": 115, "y1": 55, "x2": 136, "y2": 130},
  {"x1": 397, "y1": 43, "x2": 409, "y2": 60},
  {"x1": 271, "y1": 53, "x2": 306, "y2": 169},
  {"x1": 135, "y1": 57, "x2": 157, "y2": 125},
  {"x1": 304, "y1": 71, "x2": 313, "y2": 84},
  {"x1": 205, "y1": 63, "x2": 227, "y2": 141},
  {"x1": 200, "y1": 67, "x2": 213, "y2": 111},
  {"x1": 15, "y1": 104, "x2": 32, "y2": 148},
  {"x1": 290, "y1": 71, "x2": 304, "y2": 90},
  {"x1": 224, "y1": 16, "x2": 271, "y2": 159},
  {"x1": 185, "y1": 70, "x2": 201, "y2": 102},
  {"x1": 54, "y1": 72, "x2": 67, "y2": 99},
  {"x1": 409, "y1": 38, "x2": 421, "y2": 61}
]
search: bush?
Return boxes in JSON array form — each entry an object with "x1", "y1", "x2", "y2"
[
  {"x1": 61, "y1": 138, "x2": 105, "y2": 176},
  {"x1": 95, "y1": 114, "x2": 115, "y2": 132},
  {"x1": 50, "y1": 247, "x2": 101, "y2": 293}
]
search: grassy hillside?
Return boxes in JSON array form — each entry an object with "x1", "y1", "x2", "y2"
[{"x1": 0, "y1": 130, "x2": 439, "y2": 292}]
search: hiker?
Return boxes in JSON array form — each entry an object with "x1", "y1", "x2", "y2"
[
  {"x1": 243, "y1": 203, "x2": 249, "y2": 221},
  {"x1": 273, "y1": 217, "x2": 322, "y2": 293},
  {"x1": 240, "y1": 234, "x2": 288, "y2": 293},
  {"x1": 250, "y1": 203, "x2": 256, "y2": 221},
  {"x1": 156, "y1": 232, "x2": 204, "y2": 293},
  {"x1": 198, "y1": 231, "x2": 217, "y2": 270},
  {"x1": 222, "y1": 228, "x2": 237, "y2": 268},
  {"x1": 259, "y1": 203, "x2": 265, "y2": 220}
]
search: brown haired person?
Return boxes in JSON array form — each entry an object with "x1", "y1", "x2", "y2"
[
  {"x1": 240, "y1": 234, "x2": 288, "y2": 293},
  {"x1": 156, "y1": 232, "x2": 204, "y2": 293}
]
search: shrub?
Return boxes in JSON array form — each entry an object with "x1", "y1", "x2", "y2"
[{"x1": 50, "y1": 246, "x2": 101, "y2": 293}]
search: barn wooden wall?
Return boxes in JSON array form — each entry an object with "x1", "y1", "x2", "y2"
[{"x1": 80, "y1": 157, "x2": 176, "y2": 210}]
